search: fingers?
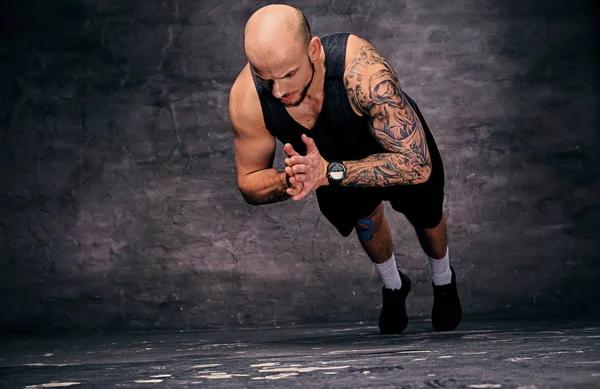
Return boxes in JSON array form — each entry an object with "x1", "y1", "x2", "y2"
[
  {"x1": 287, "y1": 137, "x2": 316, "y2": 154},
  {"x1": 285, "y1": 164, "x2": 308, "y2": 176},
  {"x1": 284, "y1": 143, "x2": 300, "y2": 158},
  {"x1": 301, "y1": 134, "x2": 317, "y2": 152},
  {"x1": 292, "y1": 185, "x2": 311, "y2": 201},
  {"x1": 286, "y1": 176, "x2": 303, "y2": 196},
  {"x1": 283, "y1": 138, "x2": 319, "y2": 202},
  {"x1": 288, "y1": 175, "x2": 312, "y2": 201},
  {"x1": 286, "y1": 176, "x2": 314, "y2": 201},
  {"x1": 286, "y1": 186, "x2": 301, "y2": 196},
  {"x1": 285, "y1": 155, "x2": 307, "y2": 167},
  {"x1": 286, "y1": 167, "x2": 307, "y2": 183},
  {"x1": 289, "y1": 174, "x2": 306, "y2": 186}
]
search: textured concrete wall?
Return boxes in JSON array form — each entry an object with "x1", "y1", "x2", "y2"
[{"x1": 0, "y1": 0, "x2": 598, "y2": 333}]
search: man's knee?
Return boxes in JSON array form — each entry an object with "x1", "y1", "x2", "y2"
[
  {"x1": 356, "y1": 217, "x2": 375, "y2": 240},
  {"x1": 355, "y1": 204, "x2": 384, "y2": 241}
]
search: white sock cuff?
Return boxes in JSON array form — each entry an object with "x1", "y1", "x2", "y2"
[
  {"x1": 375, "y1": 253, "x2": 402, "y2": 290},
  {"x1": 375, "y1": 253, "x2": 397, "y2": 273},
  {"x1": 429, "y1": 246, "x2": 452, "y2": 285},
  {"x1": 428, "y1": 246, "x2": 449, "y2": 262}
]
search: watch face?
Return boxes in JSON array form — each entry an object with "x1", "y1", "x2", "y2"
[{"x1": 329, "y1": 162, "x2": 345, "y2": 180}]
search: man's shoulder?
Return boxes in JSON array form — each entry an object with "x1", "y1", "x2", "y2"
[
  {"x1": 229, "y1": 64, "x2": 265, "y2": 132},
  {"x1": 343, "y1": 34, "x2": 390, "y2": 87},
  {"x1": 343, "y1": 34, "x2": 375, "y2": 71},
  {"x1": 229, "y1": 63, "x2": 257, "y2": 109},
  {"x1": 342, "y1": 34, "x2": 402, "y2": 114},
  {"x1": 341, "y1": 34, "x2": 376, "y2": 115}
]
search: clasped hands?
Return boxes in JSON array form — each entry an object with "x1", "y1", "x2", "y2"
[{"x1": 284, "y1": 134, "x2": 329, "y2": 201}]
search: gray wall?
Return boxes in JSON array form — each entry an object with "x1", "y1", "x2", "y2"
[{"x1": 0, "y1": 0, "x2": 598, "y2": 333}]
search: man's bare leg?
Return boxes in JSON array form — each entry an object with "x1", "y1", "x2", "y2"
[
  {"x1": 356, "y1": 202, "x2": 404, "y2": 290},
  {"x1": 358, "y1": 203, "x2": 411, "y2": 334},
  {"x1": 355, "y1": 203, "x2": 394, "y2": 265},
  {"x1": 413, "y1": 213, "x2": 462, "y2": 331},
  {"x1": 414, "y1": 214, "x2": 448, "y2": 260},
  {"x1": 413, "y1": 214, "x2": 452, "y2": 286}
]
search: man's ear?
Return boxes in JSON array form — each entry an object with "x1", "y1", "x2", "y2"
[{"x1": 308, "y1": 37, "x2": 322, "y2": 62}]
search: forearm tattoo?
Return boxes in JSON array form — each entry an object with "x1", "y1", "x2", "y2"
[
  {"x1": 264, "y1": 172, "x2": 291, "y2": 204},
  {"x1": 240, "y1": 171, "x2": 290, "y2": 205},
  {"x1": 343, "y1": 45, "x2": 432, "y2": 186},
  {"x1": 265, "y1": 188, "x2": 290, "y2": 204}
]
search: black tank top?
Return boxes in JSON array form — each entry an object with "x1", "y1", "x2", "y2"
[
  {"x1": 251, "y1": 32, "x2": 386, "y2": 162},
  {"x1": 251, "y1": 32, "x2": 442, "y2": 185}
]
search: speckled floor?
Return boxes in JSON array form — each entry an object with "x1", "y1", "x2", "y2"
[{"x1": 1, "y1": 318, "x2": 599, "y2": 388}]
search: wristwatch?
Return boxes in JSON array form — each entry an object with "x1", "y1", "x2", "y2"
[{"x1": 326, "y1": 161, "x2": 346, "y2": 185}]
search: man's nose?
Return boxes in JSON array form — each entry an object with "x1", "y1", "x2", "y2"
[{"x1": 272, "y1": 81, "x2": 285, "y2": 99}]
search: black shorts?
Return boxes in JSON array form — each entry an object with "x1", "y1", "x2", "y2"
[{"x1": 315, "y1": 95, "x2": 445, "y2": 237}]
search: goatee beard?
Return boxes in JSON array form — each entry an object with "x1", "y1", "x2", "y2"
[{"x1": 284, "y1": 60, "x2": 315, "y2": 108}]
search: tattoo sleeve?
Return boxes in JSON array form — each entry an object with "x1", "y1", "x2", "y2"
[{"x1": 343, "y1": 44, "x2": 432, "y2": 187}]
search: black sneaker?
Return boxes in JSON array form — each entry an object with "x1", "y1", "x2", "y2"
[
  {"x1": 431, "y1": 266, "x2": 462, "y2": 331},
  {"x1": 379, "y1": 271, "x2": 412, "y2": 335}
]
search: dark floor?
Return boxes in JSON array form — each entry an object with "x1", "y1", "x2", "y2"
[{"x1": 1, "y1": 318, "x2": 599, "y2": 389}]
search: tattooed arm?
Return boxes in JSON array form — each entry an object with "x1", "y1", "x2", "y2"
[{"x1": 341, "y1": 38, "x2": 432, "y2": 187}]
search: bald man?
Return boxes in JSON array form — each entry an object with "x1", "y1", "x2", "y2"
[{"x1": 228, "y1": 4, "x2": 462, "y2": 334}]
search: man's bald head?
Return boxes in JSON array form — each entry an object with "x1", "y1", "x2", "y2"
[{"x1": 244, "y1": 4, "x2": 311, "y2": 63}]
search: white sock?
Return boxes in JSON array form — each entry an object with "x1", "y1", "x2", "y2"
[
  {"x1": 429, "y1": 246, "x2": 452, "y2": 285},
  {"x1": 375, "y1": 253, "x2": 402, "y2": 290}
]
